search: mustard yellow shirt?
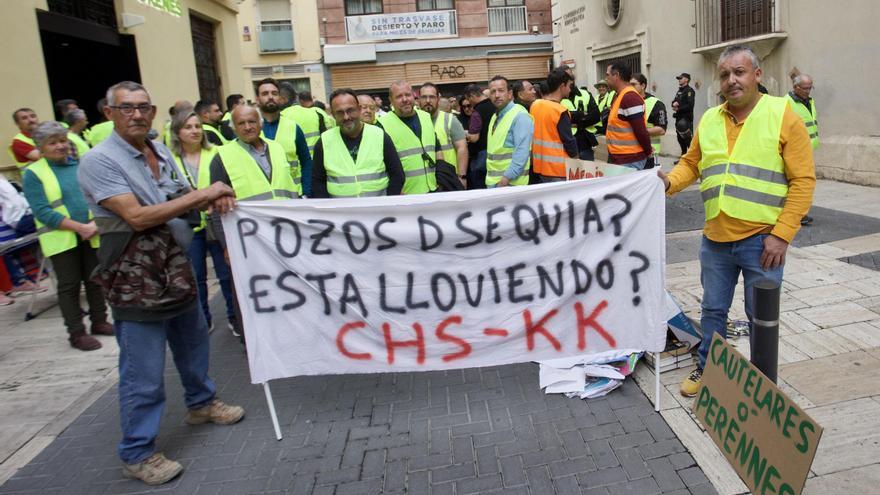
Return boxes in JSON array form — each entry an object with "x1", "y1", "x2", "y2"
[{"x1": 667, "y1": 96, "x2": 816, "y2": 243}]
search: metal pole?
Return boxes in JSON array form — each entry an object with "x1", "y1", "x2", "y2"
[
  {"x1": 654, "y1": 352, "x2": 661, "y2": 412},
  {"x1": 263, "y1": 381, "x2": 283, "y2": 440},
  {"x1": 750, "y1": 280, "x2": 780, "y2": 383}
]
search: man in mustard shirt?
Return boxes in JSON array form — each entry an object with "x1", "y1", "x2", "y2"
[{"x1": 658, "y1": 45, "x2": 815, "y2": 396}]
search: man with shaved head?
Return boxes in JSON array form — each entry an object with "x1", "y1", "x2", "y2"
[
  {"x1": 658, "y1": 45, "x2": 815, "y2": 398},
  {"x1": 377, "y1": 80, "x2": 442, "y2": 194}
]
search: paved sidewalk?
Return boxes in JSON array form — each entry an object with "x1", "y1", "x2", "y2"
[
  {"x1": 0, "y1": 178, "x2": 877, "y2": 494},
  {"x1": 636, "y1": 178, "x2": 880, "y2": 494}
]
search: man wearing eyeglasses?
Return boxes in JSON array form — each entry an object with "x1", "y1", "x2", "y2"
[
  {"x1": 78, "y1": 81, "x2": 244, "y2": 486},
  {"x1": 786, "y1": 73, "x2": 818, "y2": 225}
]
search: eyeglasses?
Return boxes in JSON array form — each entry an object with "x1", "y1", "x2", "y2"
[{"x1": 110, "y1": 104, "x2": 154, "y2": 116}]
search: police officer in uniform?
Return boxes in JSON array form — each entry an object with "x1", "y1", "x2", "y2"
[{"x1": 672, "y1": 72, "x2": 696, "y2": 158}]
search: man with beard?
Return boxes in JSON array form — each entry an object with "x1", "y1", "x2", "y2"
[
  {"x1": 311, "y1": 89, "x2": 404, "y2": 198},
  {"x1": 254, "y1": 78, "x2": 313, "y2": 196},
  {"x1": 419, "y1": 82, "x2": 468, "y2": 187}
]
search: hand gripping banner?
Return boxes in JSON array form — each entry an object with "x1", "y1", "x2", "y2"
[{"x1": 223, "y1": 172, "x2": 667, "y2": 383}]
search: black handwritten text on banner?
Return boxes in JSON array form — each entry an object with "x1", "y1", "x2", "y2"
[{"x1": 223, "y1": 173, "x2": 667, "y2": 382}]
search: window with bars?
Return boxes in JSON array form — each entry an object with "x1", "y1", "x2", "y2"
[
  {"x1": 695, "y1": 0, "x2": 775, "y2": 47},
  {"x1": 596, "y1": 53, "x2": 642, "y2": 81},
  {"x1": 487, "y1": 0, "x2": 527, "y2": 34},
  {"x1": 417, "y1": 0, "x2": 454, "y2": 10},
  {"x1": 345, "y1": 0, "x2": 383, "y2": 15}
]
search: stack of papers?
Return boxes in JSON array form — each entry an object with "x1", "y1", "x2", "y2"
[{"x1": 538, "y1": 349, "x2": 643, "y2": 399}]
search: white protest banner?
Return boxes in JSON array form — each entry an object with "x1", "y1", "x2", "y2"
[
  {"x1": 565, "y1": 158, "x2": 635, "y2": 181},
  {"x1": 223, "y1": 172, "x2": 667, "y2": 383}
]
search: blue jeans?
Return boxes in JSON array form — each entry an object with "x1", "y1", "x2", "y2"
[
  {"x1": 115, "y1": 304, "x2": 216, "y2": 464},
  {"x1": 618, "y1": 158, "x2": 648, "y2": 170},
  {"x1": 188, "y1": 230, "x2": 235, "y2": 325},
  {"x1": 697, "y1": 234, "x2": 784, "y2": 369}
]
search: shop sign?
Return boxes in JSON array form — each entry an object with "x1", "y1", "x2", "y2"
[
  {"x1": 346, "y1": 11, "x2": 455, "y2": 42},
  {"x1": 430, "y1": 64, "x2": 466, "y2": 80}
]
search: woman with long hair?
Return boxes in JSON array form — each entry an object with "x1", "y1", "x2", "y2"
[{"x1": 168, "y1": 111, "x2": 237, "y2": 335}]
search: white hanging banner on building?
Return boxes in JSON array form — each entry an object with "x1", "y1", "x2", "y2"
[
  {"x1": 345, "y1": 11, "x2": 456, "y2": 42},
  {"x1": 223, "y1": 173, "x2": 667, "y2": 384}
]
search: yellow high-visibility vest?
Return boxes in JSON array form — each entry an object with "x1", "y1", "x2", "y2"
[{"x1": 697, "y1": 95, "x2": 790, "y2": 225}]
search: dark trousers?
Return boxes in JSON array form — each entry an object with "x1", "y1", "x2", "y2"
[
  {"x1": 676, "y1": 119, "x2": 693, "y2": 156},
  {"x1": 467, "y1": 150, "x2": 487, "y2": 190},
  {"x1": 50, "y1": 240, "x2": 107, "y2": 334}
]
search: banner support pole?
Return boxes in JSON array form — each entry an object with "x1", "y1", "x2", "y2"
[
  {"x1": 262, "y1": 381, "x2": 283, "y2": 440},
  {"x1": 654, "y1": 352, "x2": 661, "y2": 412}
]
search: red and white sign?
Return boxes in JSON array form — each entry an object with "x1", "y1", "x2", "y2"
[{"x1": 224, "y1": 173, "x2": 667, "y2": 383}]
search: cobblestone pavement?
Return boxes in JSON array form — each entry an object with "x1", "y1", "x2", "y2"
[{"x1": 0, "y1": 314, "x2": 715, "y2": 495}]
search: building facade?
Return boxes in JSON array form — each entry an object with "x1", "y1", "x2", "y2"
[
  {"x1": 319, "y1": 0, "x2": 554, "y2": 98},
  {"x1": 2, "y1": 0, "x2": 244, "y2": 168},
  {"x1": 235, "y1": 0, "x2": 328, "y2": 102},
  {"x1": 553, "y1": 0, "x2": 880, "y2": 185}
]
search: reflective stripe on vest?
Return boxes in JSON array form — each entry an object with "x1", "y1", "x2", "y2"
[
  {"x1": 26, "y1": 159, "x2": 99, "y2": 257},
  {"x1": 321, "y1": 125, "x2": 389, "y2": 198},
  {"x1": 644, "y1": 96, "x2": 662, "y2": 154},
  {"x1": 261, "y1": 116, "x2": 302, "y2": 192},
  {"x1": 697, "y1": 95, "x2": 789, "y2": 225},
  {"x1": 486, "y1": 103, "x2": 530, "y2": 187},
  {"x1": 282, "y1": 105, "x2": 322, "y2": 156},
  {"x1": 530, "y1": 99, "x2": 568, "y2": 177},
  {"x1": 785, "y1": 93, "x2": 819, "y2": 150},
  {"x1": 217, "y1": 140, "x2": 299, "y2": 201},
  {"x1": 172, "y1": 148, "x2": 217, "y2": 231},
  {"x1": 434, "y1": 111, "x2": 457, "y2": 167},
  {"x1": 606, "y1": 86, "x2": 645, "y2": 155},
  {"x1": 379, "y1": 109, "x2": 437, "y2": 194},
  {"x1": 562, "y1": 92, "x2": 589, "y2": 134},
  {"x1": 10, "y1": 133, "x2": 35, "y2": 168}
]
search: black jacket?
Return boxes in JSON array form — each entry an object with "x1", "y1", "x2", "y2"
[{"x1": 672, "y1": 85, "x2": 695, "y2": 121}]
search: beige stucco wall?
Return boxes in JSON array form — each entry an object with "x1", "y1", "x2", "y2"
[
  {"x1": 0, "y1": 0, "x2": 52, "y2": 151},
  {"x1": 236, "y1": 0, "x2": 328, "y2": 101},
  {"x1": 117, "y1": 0, "x2": 244, "y2": 121},
  {"x1": 554, "y1": 0, "x2": 880, "y2": 185},
  {"x1": 1, "y1": 0, "x2": 243, "y2": 169}
]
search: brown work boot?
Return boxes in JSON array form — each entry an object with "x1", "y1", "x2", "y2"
[
  {"x1": 185, "y1": 398, "x2": 245, "y2": 425},
  {"x1": 122, "y1": 452, "x2": 183, "y2": 485},
  {"x1": 69, "y1": 331, "x2": 102, "y2": 351},
  {"x1": 91, "y1": 321, "x2": 115, "y2": 336}
]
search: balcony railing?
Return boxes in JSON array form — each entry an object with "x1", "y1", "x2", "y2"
[
  {"x1": 488, "y1": 6, "x2": 527, "y2": 34},
  {"x1": 695, "y1": 0, "x2": 776, "y2": 48},
  {"x1": 259, "y1": 21, "x2": 295, "y2": 53}
]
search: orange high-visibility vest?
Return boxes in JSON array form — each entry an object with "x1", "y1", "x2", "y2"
[
  {"x1": 530, "y1": 99, "x2": 568, "y2": 177},
  {"x1": 606, "y1": 86, "x2": 646, "y2": 156}
]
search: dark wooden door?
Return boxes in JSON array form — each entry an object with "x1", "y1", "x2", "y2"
[{"x1": 190, "y1": 13, "x2": 222, "y2": 104}]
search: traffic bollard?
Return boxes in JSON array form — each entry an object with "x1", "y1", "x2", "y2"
[{"x1": 750, "y1": 279, "x2": 780, "y2": 383}]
